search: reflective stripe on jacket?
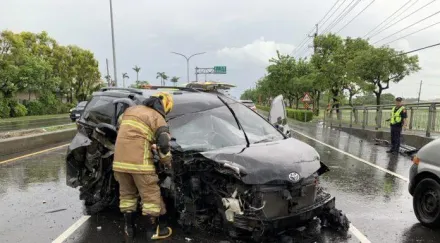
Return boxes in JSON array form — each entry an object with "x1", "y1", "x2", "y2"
[
  {"x1": 390, "y1": 106, "x2": 405, "y2": 125},
  {"x1": 113, "y1": 105, "x2": 168, "y2": 174}
]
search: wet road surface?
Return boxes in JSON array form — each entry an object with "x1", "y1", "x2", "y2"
[
  {"x1": 0, "y1": 117, "x2": 72, "y2": 132},
  {"x1": 1, "y1": 120, "x2": 440, "y2": 242}
]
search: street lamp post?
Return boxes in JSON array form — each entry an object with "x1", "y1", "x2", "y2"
[
  {"x1": 109, "y1": 0, "x2": 118, "y2": 87},
  {"x1": 171, "y1": 52, "x2": 206, "y2": 83}
]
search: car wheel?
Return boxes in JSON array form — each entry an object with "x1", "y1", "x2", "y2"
[{"x1": 413, "y1": 178, "x2": 440, "y2": 228}]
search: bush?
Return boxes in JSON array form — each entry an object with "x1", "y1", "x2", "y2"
[
  {"x1": 256, "y1": 105, "x2": 270, "y2": 112},
  {"x1": 0, "y1": 99, "x2": 11, "y2": 118},
  {"x1": 256, "y1": 105, "x2": 314, "y2": 122},
  {"x1": 38, "y1": 93, "x2": 59, "y2": 115},
  {"x1": 11, "y1": 102, "x2": 28, "y2": 117},
  {"x1": 286, "y1": 109, "x2": 313, "y2": 122},
  {"x1": 58, "y1": 103, "x2": 76, "y2": 113},
  {"x1": 26, "y1": 100, "x2": 45, "y2": 116}
]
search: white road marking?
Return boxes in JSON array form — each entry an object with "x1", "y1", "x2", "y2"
[
  {"x1": 291, "y1": 129, "x2": 409, "y2": 182},
  {"x1": 52, "y1": 215, "x2": 91, "y2": 243},
  {"x1": 0, "y1": 144, "x2": 70, "y2": 166},
  {"x1": 349, "y1": 224, "x2": 371, "y2": 243}
]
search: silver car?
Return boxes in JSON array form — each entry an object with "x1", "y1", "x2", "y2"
[{"x1": 409, "y1": 138, "x2": 440, "y2": 228}]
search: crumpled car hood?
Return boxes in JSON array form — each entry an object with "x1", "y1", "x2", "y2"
[{"x1": 200, "y1": 137, "x2": 321, "y2": 184}]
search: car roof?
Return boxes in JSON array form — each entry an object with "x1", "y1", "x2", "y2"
[{"x1": 92, "y1": 87, "x2": 234, "y2": 118}]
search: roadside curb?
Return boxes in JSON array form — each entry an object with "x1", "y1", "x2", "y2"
[
  {"x1": 0, "y1": 128, "x2": 76, "y2": 157},
  {"x1": 332, "y1": 126, "x2": 434, "y2": 148}
]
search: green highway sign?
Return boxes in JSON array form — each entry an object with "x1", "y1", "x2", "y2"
[{"x1": 214, "y1": 66, "x2": 227, "y2": 74}]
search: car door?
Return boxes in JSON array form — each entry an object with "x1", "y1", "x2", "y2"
[{"x1": 268, "y1": 95, "x2": 291, "y2": 136}]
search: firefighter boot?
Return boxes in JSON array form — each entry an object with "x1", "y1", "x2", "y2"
[
  {"x1": 123, "y1": 212, "x2": 135, "y2": 243},
  {"x1": 145, "y1": 216, "x2": 172, "y2": 241}
]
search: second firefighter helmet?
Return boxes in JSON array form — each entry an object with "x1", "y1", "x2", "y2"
[{"x1": 152, "y1": 91, "x2": 174, "y2": 114}]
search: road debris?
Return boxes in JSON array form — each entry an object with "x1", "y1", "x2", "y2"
[{"x1": 45, "y1": 208, "x2": 67, "y2": 213}]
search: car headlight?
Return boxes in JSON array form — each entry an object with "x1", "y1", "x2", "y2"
[{"x1": 69, "y1": 108, "x2": 74, "y2": 112}]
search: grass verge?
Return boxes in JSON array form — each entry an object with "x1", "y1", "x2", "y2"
[
  {"x1": 0, "y1": 123, "x2": 76, "y2": 140},
  {"x1": 0, "y1": 114, "x2": 69, "y2": 124}
]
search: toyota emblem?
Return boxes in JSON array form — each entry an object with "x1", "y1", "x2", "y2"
[{"x1": 288, "y1": 172, "x2": 300, "y2": 182}]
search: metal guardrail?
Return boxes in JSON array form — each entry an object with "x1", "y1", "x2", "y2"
[{"x1": 323, "y1": 102, "x2": 439, "y2": 137}]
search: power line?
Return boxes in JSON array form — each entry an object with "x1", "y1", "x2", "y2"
[
  {"x1": 382, "y1": 21, "x2": 440, "y2": 46},
  {"x1": 295, "y1": 40, "x2": 314, "y2": 58},
  {"x1": 336, "y1": 0, "x2": 376, "y2": 34},
  {"x1": 292, "y1": 1, "x2": 342, "y2": 56},
  {"x1": 367, "y1": 0, "x2": 436, "y2": 40},
  {"x1": 373, "y1": 10, "x2": 440, "y2": 44},
  {"x1": 325, "y1": 0, "x2": 364, "y2": 34},
  {"x1": 400, "y1": 42, "x2": 440, "y2": 55},
  {"x1": 322, "y1": 0, "x2": 359, "y2": 34},
  {"x1": 364, "y1": 0, "x2": 413, "y2": 38},
  {"x1": 321, "y1": 0, "x2": 348, "y2": 30},
  {"x1": 291, "y1": 29, "x2": 315, "y2": 55},
  {"x1": 369, "y1": 0, "x2": 421, "y2": 38},
  {"x1": 317, "y1": 0, "x2": 342, "y2": 25}
]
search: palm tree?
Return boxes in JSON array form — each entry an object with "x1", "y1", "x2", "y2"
[
  {"x1": 156, "y1": 72, "x2": 168, "y2": 86},
  {"x1": 170, "y1": 76, "x2": 180, "y2": 86},
  {"x1": 122, "y1": 73, "x2": 129, "y2": 88},
  {"x1": 132, "y1": 65, "x2": 141, "y2": 81}
]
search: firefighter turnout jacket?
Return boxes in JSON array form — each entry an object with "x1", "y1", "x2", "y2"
[{"x1": 113, "y1": 105, "x2": 172, "y2": 174}]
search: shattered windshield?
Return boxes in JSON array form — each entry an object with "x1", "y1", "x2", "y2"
[{"x1": 168, "y1": 101, "x2": 283, "y2": 151}]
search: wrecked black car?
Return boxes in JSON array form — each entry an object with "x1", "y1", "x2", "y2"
[{"x1": 66, "y1": 86, "x2": 349, "y2": 241}]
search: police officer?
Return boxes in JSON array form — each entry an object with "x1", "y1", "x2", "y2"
[{"x1": 387, "y1": 97, "x2": 407, "y2": 155}]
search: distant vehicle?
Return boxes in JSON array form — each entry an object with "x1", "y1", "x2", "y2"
[
  {"x1": 240, "y1": 100, "x2": 257, "y2": 111},
  {"x1": 409, "y1": 138, "x2": 440, "y2": 228},
  {"x1": 70, "y1": 101, "x2": 88, "y2": 122}
]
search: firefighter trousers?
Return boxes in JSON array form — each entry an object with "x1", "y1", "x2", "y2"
[{"x1": 114, "y1": 171, "x2": 166, "y2": 216}]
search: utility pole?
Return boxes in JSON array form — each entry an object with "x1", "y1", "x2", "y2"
[
  {"x1": 308, "y1": 24, "x2": 319, "y2": 113},
  {"x1": 105, "y1": 58, "x2": 111, "y2": 87},
  {"x1": 308, "y1": 24, "x2": 318, "y2": 53},
  {"x1": 170, "y1": 52, "x2": 206, "y2": 83},
  {"x1": 418, "y1": 80, "x2": 423, "y2": 103},
  {"x1": 109, "y1": 0, "x2": 118, "y2": 87},
  {"x1": 195, "y1": 67, "x2": 199, "y2": 82}
]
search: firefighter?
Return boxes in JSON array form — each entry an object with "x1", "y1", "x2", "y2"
[
  {"x1": 387, "y1": 97, "x2": 407, "y2": 155},
  {"x1": 113, "y1": 91, "x2": 174, "y2": 242}
]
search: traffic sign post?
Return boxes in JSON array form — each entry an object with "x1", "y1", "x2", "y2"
[
  {"x1": 301, "y1": 92, "x2": 312, "y2": 112},
  {"x1": 195, "y1": 66, "x2": 227, "y2": 81},
  {"x1": 214, "y1": 66, "x2": 227, "y2": 74}
]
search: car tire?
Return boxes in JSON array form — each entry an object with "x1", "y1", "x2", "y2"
[{"x1": 413, "y1": 178, "x2": 440, "y2": 228}]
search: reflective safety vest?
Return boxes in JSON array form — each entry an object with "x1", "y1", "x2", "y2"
[{"x1": 390, "y1": 106, "x2": 405, "y2": 125}]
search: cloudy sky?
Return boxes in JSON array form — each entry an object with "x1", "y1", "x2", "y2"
[{"x1": 2, "y1": 0, "x2": 440, "y2": 100}]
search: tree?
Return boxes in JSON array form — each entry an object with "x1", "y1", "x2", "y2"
[
  {"x1": 0, "y1": 30, "x2": 101, "y2": 103},
  {"x1": 311, "y1": 34, "x2": 345, "y2": 113},
  {"x1": 132, "y1": 65, "x2": 141, "y2": 81},
  {"x1": 156, "y1": 72, "x2": 168, "y2": 86},
  {"x1": 170, "y1": 76, "x2": 180, "y2": 86},
  {"x1": 350, "y1": 46, "x2": 420, "y2": 106},
  {"x1": 353, "y1": 93, "x2": 396, "y2": 105}
]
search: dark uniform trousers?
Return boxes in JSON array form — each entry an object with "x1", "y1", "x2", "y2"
[{"x1": 390, "y1": 125, "x2": 402, "y2": 152}]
